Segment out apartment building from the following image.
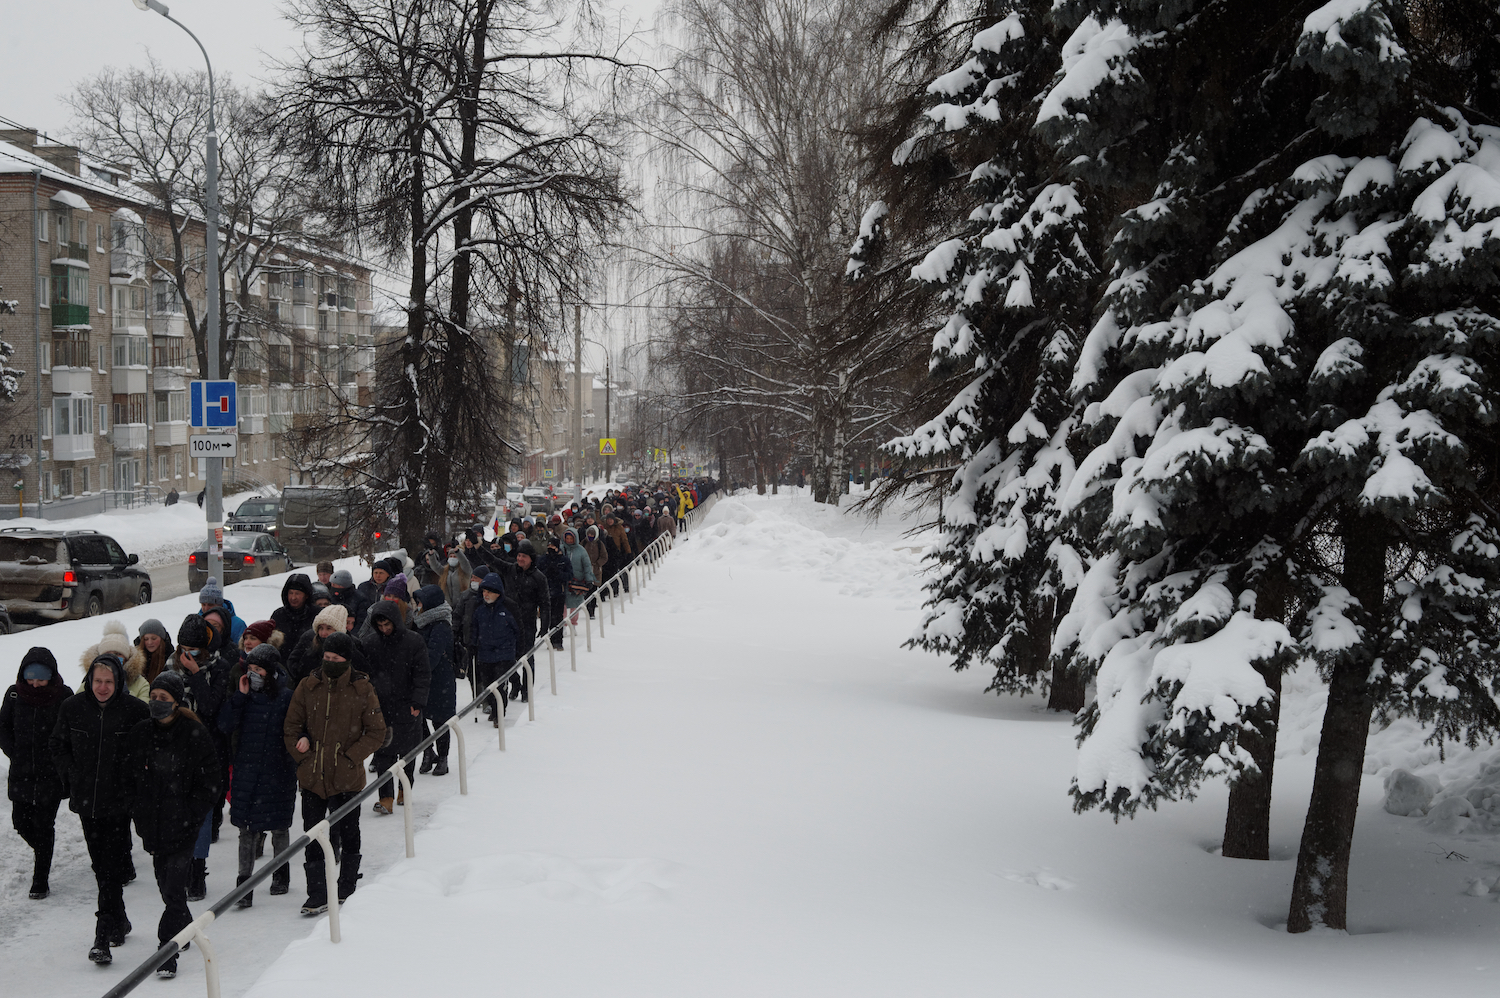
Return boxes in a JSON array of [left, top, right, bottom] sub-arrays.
[[0, 128, 376, 517]]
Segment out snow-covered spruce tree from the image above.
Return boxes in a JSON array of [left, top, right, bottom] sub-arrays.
[[882, 2, 1100, 711], [0, 290, 22, 406], [1032, 0, 1334, 859]]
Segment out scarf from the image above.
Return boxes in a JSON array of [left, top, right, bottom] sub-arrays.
[[413, 602, 453, 629]]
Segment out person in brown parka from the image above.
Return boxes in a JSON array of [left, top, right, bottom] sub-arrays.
[[282, 632, 385, 915]]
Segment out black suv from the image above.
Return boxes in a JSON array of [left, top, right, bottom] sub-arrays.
[[0, 528, 152, 623], [228, 495, 281, 534]]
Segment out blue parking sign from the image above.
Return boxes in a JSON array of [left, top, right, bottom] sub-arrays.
[[190, 381, 238, 429]]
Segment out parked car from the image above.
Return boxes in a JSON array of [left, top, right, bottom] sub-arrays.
[[188, 531, 295, 592], [521, 487, 555, 515], [0, 528, 151, 623], [227, 495, 281, 534], [277, 487, 399, 563]]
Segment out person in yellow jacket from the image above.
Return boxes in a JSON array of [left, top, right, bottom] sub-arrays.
[[674, 485, 694, 529]]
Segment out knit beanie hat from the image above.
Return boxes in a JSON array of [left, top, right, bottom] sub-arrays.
[[245, 620, 277, 644], [313, 604, 349, 633], [331, 569, 355, 589], [515, 539, 536, 558], [177, 614, 212, 649], [469, 562, 490, 579], [97, 620, 133, 660], [383, 573, 410, 600], [322, 632, 355, 661], [247, 643, 281, 669], [198, 576, 225, 606], [150, 671, 187, 704], [138, 618, 171, 643], [310, 582, 333, 603]]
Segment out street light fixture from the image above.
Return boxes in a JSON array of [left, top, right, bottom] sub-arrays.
[[130, 0, 225, 585]]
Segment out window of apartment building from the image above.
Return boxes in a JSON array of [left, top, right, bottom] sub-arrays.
[[40, 471, 51, 500], [97, 284, 108, 313], [269, 345, 291, 382], [98, 404, 108, 435], [159, 454, 170, 481], [36, 210, 47, 241], [152, 279, 182, 315], [174, 453, 183, 479], [114, 335, 148, 367], [52, 330, 89, 368], [112, 393, 147, 425], [37, 272, 48, 309], [271, 435, 283, 460], [40, 408, 51, 439], [100, 464, 109, 491], [112, 286, 145, 328], [152, 391, 186, 424], [152, 337, 185, 369], [57, 468, 72, 499], [96, 223, 106, 253], [54, 397, 93, 436], [98, 344, 108, 372], [79, 466, 89, 494], [75, 218, 88, 246], [38, 342, 50, 373]]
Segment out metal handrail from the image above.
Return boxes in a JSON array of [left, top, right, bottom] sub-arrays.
[[100, 488, 718, 998]]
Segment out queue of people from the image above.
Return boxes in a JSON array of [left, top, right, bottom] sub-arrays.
[[0, 477, 717, 977]]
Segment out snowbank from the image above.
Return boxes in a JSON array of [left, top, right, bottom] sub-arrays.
[[1, 491, 261, 570]]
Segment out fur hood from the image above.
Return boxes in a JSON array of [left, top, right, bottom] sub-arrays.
[[79, 620, 144, 685]]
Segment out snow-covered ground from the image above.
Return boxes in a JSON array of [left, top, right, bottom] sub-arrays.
[[2, 490, 1498, 996]]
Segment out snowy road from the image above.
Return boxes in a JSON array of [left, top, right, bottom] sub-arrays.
[[4, 492, 1498, 997]]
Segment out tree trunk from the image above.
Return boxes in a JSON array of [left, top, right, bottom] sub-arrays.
[[1047, 659, 1085, 712], [1222, 663, 1281, 860], [1287, 515, 1385, 932]]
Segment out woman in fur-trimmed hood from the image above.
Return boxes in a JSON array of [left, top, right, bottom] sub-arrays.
[[75, 620, 150, 701]]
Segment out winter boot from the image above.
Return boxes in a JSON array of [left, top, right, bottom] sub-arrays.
[[123, 856, 137, 885], [301, 862, 328, 916], [269, 863, 291, 896], [187, 859, 207, 902], [88, 918, 112, 965], [108, 914, 131, 947], [234, 874, 253, 909], [420, 749, 437, 775], [255, 831, 266, 859], [433, 757, 450, 777], [336, 853, 361, 903], [29, 843, 52, 899], [157, 955, 178, 979], [373, 797, 394, 816]]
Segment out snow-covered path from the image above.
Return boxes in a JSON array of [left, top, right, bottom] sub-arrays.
[[5, 492, 1498, 996]]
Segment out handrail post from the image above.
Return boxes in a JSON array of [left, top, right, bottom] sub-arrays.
[[628, 562, 635, 603], [492, 680, 506, 750], [586, 601, 594, 653], [597, 589, 606, 637], [548, 638, 557, 695], [305, 820, 341, 943], [609, 585, 616, 626], [389, 763, 415, 858], [445, 716, 468, 795], [168, 912, 220, 998], [569, 614, 578, 671], [526, 661, 535, 722]]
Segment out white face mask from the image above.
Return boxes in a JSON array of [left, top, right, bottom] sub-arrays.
[[447, 557, 459, 567], [470, 580, 481, 591]]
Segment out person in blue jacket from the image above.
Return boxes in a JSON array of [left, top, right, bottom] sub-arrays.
[[197, 577, 247, 647], [218, 643, 297, 907], [470, 574, 521, 726], [536, 538, 573, 652], [411, 585, 456, 776]]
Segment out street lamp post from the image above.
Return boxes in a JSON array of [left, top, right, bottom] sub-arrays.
[[131, 0, 224, 584]]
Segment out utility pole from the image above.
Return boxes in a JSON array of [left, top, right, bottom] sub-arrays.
[[572, 301, 583, 485], [604, 356, 611, 483]]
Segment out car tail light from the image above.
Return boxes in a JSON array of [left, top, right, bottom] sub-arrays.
[[373, 531, 382, 540], [189, 553, 197, 565], [63, 570, 76, 586], [244, 554, 255, 564]]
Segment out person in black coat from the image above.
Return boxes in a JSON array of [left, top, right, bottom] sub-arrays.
[[411, 585, 456, 776], [170, 613, 235, 898], [361, 600, 431, 813], [51, 654, 151, 964], [127, 672, 220, 980], [218, 644, 298, 907], [0, 647, 70, 899], [271, 573, 318, 653], [471, 573, 522, 725], [537, 538, 573, 652], [502, 541, 551, 700], [452, 561, 489, 693], [353, 557, 400, 630]]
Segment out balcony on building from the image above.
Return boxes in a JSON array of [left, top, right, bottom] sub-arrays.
[[239, 414, 266, 435], [53, 434, 96, 462], [111, 424, 148, 451], [157, 421, 189, 447], [50, 367, 93, 394]]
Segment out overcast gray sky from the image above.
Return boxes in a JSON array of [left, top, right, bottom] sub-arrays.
[[1, 0, 660, 138]]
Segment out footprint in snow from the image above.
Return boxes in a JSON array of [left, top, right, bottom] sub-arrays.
[[1003, 870, 1075, 891]]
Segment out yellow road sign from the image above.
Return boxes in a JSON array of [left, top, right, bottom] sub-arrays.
[[599, 438, 617, 456]]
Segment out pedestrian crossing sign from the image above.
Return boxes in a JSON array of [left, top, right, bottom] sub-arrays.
[[598, 438, 617, 456]]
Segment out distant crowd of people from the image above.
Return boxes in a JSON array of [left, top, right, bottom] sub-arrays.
[[0, 479, 716, 978]]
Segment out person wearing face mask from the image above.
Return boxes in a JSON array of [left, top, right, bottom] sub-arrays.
[[219, 644, 297, 907], [411, 585, 456, 776], [51, 655, 150, 964], [283, 632, 386, 915], [288, 604, 355, 687], [126, 672, 219, 979], [470, 573, 521, 726], [428, 541, 472, 608], [1, 648, 70, 900], [360, 601, 430, 814], [168, 614, 235, 900], [500, 540, 551, 702], [537, 537, 573, 651], [452, 562, 489, 700]]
